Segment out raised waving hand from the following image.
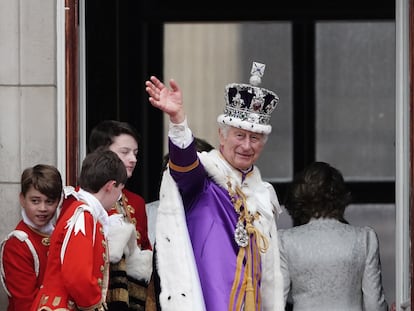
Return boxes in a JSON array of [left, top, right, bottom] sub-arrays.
[[145, 76, 185, 124]]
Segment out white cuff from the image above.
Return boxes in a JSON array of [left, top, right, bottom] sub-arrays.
[[169, 117, 193, 149]]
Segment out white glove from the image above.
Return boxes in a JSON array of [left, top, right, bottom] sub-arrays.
[[107, 214, 136, 263]]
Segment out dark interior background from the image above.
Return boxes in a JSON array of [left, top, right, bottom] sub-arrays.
[[84, 0, 395, 204], [83, 0, 397, 305]]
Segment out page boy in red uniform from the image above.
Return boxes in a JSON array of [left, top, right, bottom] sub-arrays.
[[1, 164, 63, 311], [31, 149, 127, 311], [58, 120, 153, 310]]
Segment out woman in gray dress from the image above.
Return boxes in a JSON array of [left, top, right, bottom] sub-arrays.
[[278, 161, 389, 311]]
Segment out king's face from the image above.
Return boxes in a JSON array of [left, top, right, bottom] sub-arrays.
[[219, 126, 265, 171]]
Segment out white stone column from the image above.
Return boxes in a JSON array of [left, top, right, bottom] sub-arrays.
[[164, 23, 242, 150]]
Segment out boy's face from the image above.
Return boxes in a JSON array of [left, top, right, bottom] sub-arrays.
[[109, 134, 138, 178], [20, 186, 59, 227], [102, 182, 125, 211]]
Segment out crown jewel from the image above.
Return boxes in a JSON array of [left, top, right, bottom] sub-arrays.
[[217, 62, 279, 134]]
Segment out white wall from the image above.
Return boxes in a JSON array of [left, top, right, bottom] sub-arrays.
[[0, 0, 58, 309]]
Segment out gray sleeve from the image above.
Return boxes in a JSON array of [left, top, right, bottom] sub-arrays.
[[277, 230, 290, 307], [362, 227, 389, 311]]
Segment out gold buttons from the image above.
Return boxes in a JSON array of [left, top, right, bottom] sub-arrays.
[[41, 237, 50, 246]]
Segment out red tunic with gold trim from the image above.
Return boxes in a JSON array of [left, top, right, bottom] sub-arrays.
[[1, 221, 51, 311], [31, 199, 109, 311], [57, 187, 153, 310], [59, 187, 151, 251], [110, 188, 151, 251]]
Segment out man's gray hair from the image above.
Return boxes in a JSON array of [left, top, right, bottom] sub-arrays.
[[218, 123, 268, 143]]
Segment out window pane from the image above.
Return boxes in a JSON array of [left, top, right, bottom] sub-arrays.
[[316, 22, 395, 181], [164, 22, 293, 182]]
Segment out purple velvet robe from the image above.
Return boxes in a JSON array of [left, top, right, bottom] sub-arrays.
[[169, 139, 256, 311]]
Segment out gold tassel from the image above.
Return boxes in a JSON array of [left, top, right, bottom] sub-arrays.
[[244, 218, 269, 311], [228, 184, 269, 311], [244, 240, 255, 311]]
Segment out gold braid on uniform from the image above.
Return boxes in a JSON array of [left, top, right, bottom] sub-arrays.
[[113, 194, 133, 223], [227, 182, 269, 311], [106, 258, 129, 310], [127, 276, 148, 311], [106, 196, 147, 310], [106, 259, 149, 311], [106, 196, 130, 310], [122, 194, 148, 311]]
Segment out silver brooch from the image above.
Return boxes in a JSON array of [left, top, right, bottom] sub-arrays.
[[234, 221, 249, 247]]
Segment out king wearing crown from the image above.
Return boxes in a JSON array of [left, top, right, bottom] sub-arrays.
[[218, 62, 279, 135], [145, 62, 284, 311]]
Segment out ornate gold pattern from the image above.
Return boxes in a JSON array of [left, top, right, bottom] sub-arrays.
[[41, 237, 50, 246], [128, 277, 148, 304], [227, 179, 268, 311], [106, 259, 128, 305], [111, 193, 142, 243], [113, 194, 133, 221], [127, 204, 135, 214]]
